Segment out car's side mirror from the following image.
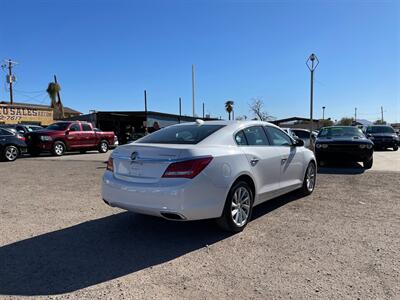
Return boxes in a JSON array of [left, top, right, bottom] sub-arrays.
[[294, 138, 304, 147]]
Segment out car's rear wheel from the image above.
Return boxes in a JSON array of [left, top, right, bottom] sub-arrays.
[[98, 140, 109, 153], [217, 181, 253, 233], [363, 158, 373, 169], [3, 145, 19, 162], [300, 161, 316, 195], [52, 141, 65, 156]]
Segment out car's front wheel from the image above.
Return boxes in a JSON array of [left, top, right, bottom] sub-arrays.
[[217, 181, 254, 233], [3, 145, 19, 162], [52, 141, 66, 156], [300, 161, 317, 195]]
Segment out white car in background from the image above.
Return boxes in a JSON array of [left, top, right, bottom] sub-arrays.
[[282, 128, 317, 148], [102, 120, 316, 232]]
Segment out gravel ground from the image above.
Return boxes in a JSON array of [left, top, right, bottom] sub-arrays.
[[0, 155, 399, 299]]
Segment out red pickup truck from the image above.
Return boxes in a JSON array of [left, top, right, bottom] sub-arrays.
[[25, 121, 117, 156]]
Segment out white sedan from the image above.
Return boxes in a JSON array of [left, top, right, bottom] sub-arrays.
[[102, 120, 316, 232]]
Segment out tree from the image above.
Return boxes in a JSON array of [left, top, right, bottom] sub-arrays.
[[319, 118, 334, 127], [337, 117, 354, 126], [224, 100, 234, 120], [374, 119, 386, 125], [249, 98, 272, 121], [47, 82, 64, 119]]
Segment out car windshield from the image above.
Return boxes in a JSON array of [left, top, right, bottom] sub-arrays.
[[318, 127, 365, 138], [366, 126, 395, 134], [136, 124, 225, 144], [46, 122, 70, 131]]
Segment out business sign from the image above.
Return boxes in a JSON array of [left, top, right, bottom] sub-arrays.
[[0, 104, 54, 125]]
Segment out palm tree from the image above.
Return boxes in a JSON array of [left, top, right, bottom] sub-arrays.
[[225, 100, 234, 120], [47, 82, 64, 119]]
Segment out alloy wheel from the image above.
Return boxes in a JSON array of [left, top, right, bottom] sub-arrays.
[[5, 146, 18, 161], [101, 142, 108, 152], [231, 186, 251, 227], [306, 163, 316, 192], [55, 144, 64, 155]]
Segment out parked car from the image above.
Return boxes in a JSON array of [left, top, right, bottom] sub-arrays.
[[102, 120, 316, 232], [282, 128, 316, 148], [94, 128, 119, 148], [315, 126, 374, 169], [25, 121, 116, 156], [0, 128, 27, 161], [365, 125, 399, 151], [0, 124, 43, 134]]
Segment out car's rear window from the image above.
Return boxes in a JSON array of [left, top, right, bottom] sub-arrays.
[[137, 124, 225, 144]]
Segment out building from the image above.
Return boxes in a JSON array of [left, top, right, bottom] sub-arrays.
[[0, 101, 81, 126], [66, 110, 217, 144]]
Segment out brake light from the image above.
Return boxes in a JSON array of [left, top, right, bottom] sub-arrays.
[[162, 157, 213, 179], [106, 157, 114, 172], [17, 134, 25, 141]]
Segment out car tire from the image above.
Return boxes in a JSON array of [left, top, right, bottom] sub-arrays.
[[393, 146, 398, 151], [217, 181, 254, 233], [98, 140, 109, 153], [52, 141, 66, 156], [363, 158, 373, 169], [299, 161, 317, 196], [3, 145, 19, 162]]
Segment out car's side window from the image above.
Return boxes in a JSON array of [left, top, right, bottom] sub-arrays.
[[69, 124, 81, 132], [293, 130, 309, 139], [82, 124, 92, 131], [265, 126, 293, 146], [243, 126, 270, 146], [235, 130, 248, 146]]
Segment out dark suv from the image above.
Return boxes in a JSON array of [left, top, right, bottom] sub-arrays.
[[366, 125, 399, 151]]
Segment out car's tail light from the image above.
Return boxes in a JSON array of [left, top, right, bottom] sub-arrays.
[[162, 156, 213, 179], [16, 134, 25, 141], [106, 156, 114, 172]]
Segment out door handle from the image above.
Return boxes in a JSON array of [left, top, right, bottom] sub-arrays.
[[250, 158, 259, 166], [281, 158, 288, 164]]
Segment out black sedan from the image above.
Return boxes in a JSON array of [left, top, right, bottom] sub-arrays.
[[365, 125, 399, 151], [315, 126, 374, 169], [0, 128, 27, 161]]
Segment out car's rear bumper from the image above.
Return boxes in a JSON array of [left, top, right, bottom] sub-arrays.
[[101, 171, 227, 221]]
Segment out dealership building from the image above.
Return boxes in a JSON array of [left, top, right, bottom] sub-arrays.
[[0, 101, 81, 126]]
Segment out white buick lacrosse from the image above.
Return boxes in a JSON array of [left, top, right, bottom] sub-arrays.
[[102, 120, 316, 232]]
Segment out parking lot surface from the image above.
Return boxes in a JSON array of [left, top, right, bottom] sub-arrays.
[[1, 151, 399, 299]]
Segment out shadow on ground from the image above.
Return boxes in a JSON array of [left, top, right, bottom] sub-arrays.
[[0, 191, 303, 296], [317, 161, 366, 175]]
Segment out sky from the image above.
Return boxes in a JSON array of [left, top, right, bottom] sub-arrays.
[[0, 0, 399, 123]]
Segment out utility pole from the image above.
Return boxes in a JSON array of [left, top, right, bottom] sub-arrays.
[[144, 90, 148, 133], [306, 53, 319, 146], [202, 102, 205, 119], [354, 107, 357, 122], [381, 106, 384, 123], [322, 106, 326, 120], [179, 97, 182, 123], [192, 64, 195, 117], [3, 59, 17, 104]]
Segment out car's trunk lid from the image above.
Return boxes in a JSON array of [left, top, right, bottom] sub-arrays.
[[112, 144, 185, 183]]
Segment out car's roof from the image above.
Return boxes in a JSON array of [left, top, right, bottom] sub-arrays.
[[175, 120, 279, 130]]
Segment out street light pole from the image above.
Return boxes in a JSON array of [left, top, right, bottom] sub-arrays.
[[306, 53, 319, 147]]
